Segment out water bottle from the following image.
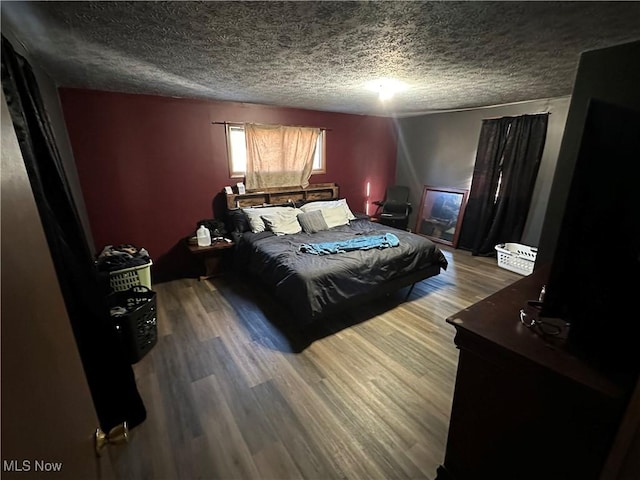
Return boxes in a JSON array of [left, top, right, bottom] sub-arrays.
[[196, 225, 211, 247]]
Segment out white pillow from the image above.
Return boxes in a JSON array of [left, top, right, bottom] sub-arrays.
[[300, 199, 356, 220], [260, 209, 303, 235], [242, 206, 294, 233], [321, 205, 349, 229]]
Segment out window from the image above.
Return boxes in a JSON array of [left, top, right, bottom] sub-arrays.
[[226, 124, 326, 178]]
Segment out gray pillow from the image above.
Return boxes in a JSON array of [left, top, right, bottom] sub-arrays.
[[297, 210, 328, 234]]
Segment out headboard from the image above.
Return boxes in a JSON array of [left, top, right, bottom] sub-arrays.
[[225, 183, 339, 209]]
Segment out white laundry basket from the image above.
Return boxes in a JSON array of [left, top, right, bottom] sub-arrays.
[[494, 243, 537, 276], [109, 260, 153, 292]]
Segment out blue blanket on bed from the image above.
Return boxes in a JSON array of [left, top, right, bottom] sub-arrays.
[[299, 233, 400, 255]]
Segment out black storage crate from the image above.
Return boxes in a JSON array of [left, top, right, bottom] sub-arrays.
[[107, 285, 158, 363]]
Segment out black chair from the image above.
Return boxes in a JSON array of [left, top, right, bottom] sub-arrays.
[[373, 185, 412, 230]]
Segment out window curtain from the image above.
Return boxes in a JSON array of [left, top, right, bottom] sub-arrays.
[[245, 123, 320, 190], [458, 113, 549, 255], [1, 36, 146, 431]]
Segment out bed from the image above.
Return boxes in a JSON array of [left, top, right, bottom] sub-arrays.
[[226, 187, 448, 323]]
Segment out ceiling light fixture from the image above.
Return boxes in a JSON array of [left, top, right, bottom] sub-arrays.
[[365, 78, 407, 102]]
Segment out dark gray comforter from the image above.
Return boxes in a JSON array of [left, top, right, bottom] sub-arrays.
[[236, 219, 448, 321]]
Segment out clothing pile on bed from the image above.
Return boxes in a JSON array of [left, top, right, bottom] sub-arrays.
[[299, 232, 400, 255]]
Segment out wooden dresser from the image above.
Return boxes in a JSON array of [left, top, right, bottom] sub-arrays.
[[436, 268, 635, 480]]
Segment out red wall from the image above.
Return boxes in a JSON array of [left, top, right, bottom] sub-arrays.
[[59, 89, 398, 281]]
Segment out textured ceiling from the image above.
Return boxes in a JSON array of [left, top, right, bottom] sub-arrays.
[[2, 1, 640, 116]]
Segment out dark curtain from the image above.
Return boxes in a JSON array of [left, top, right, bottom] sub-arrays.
[[457, 118, 512, 251], [458, 113, 548, 255], [1, 36, 146, 431]]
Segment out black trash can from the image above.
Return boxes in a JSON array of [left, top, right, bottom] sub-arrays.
[[107, 285, 158, 363]]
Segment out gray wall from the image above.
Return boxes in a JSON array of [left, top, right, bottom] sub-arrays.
[[395, 97, 570, 247]]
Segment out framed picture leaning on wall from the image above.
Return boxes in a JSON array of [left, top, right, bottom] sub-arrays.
[[416, 186, 469, 247]]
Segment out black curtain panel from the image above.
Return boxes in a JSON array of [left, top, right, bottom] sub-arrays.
[[1, 36, 146, 431], [459, 113, 548, 255], [457, 117, 512, 251], [477, 114, 549, 253]]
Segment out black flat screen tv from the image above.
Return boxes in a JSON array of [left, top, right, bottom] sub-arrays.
[[540, 98, 640, 374]]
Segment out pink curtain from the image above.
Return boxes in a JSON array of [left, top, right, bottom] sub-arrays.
[[245, 123, 320, 189]]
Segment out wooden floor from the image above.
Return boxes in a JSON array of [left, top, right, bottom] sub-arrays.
[[109, 246, 521, 479]]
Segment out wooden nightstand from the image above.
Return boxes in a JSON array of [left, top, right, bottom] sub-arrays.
[[185, 238, 235, 280]]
